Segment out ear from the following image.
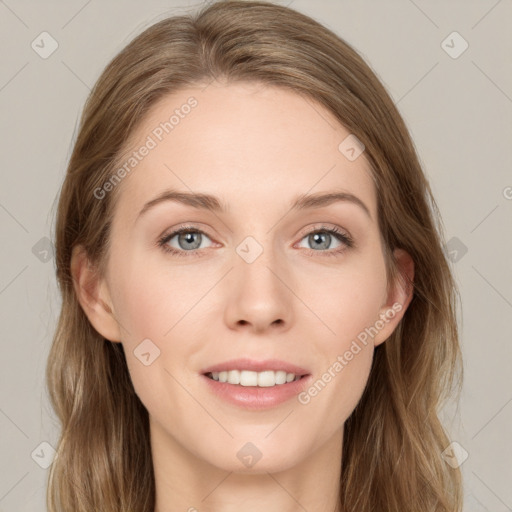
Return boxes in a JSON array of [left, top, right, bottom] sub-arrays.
[[373, 248, 414, 347], [70, 245, 122, 343]]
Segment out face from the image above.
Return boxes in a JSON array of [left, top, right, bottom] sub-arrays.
[[81, 81, 412, 474]]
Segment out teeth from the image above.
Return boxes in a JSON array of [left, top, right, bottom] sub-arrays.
[[209, 370, 301, 387]]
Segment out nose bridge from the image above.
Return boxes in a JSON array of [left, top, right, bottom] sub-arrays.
[[224, 233, 293, 331]]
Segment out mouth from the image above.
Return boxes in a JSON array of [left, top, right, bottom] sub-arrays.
[[201, 368, 313, 410], [203, 370, 309, 387]]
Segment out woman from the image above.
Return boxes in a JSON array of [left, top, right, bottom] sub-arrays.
[[46, 1, 464, 510]]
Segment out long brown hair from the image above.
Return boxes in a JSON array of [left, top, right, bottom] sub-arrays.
[[46, 1, 464, 510]]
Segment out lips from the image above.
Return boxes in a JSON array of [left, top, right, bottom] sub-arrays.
[[201, 371, 313, 410], [200, 358, 310, 376]]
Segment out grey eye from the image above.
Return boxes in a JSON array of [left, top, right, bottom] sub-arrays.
[[166, 231, 212, 251], [297, 231, 342, 251]]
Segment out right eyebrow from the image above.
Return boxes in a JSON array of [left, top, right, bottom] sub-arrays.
[[137, 189, 226, 220]]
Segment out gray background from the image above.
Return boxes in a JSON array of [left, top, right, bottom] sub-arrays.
[[1, 0, 511, 510]]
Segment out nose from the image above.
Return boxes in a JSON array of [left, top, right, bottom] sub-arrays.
[[223, 246, 294, 334]]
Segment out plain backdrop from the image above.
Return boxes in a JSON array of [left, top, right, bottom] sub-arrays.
[[0, 1, 511, 510]]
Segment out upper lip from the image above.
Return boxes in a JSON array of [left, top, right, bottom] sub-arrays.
[[201, 358, 310, 376]]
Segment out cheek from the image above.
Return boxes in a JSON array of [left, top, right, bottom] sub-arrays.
[[296, 250, 386, 419], [309, 254, 388, 342], [108, 254, 209, 390], [110, 253, 202, 342], [297, 281, 380, 433], [111, 263, 199, 419], [299, 344, 374, 418]]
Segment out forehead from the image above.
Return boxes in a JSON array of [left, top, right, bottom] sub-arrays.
[[112, 81, 377, 221]]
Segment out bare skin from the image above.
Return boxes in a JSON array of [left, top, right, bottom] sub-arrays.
[[72, 80, 414, 512]]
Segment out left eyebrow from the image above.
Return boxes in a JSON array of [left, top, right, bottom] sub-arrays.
[[291, 191, 372, 220], [135, 188, 372, 222]]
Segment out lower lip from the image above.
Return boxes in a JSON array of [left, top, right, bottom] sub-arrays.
[[201, 374, 312, 410]]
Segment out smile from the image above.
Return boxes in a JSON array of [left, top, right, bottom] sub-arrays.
[[206, 369, 305, 387]]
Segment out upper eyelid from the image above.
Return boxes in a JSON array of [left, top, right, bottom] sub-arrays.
[[161, 224, 352, 246], [161, 223, 348, 236]]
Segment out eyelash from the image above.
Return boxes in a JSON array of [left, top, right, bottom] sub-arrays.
[[157, 224, 354, 258]]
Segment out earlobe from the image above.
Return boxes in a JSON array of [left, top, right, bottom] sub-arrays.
[[373, 248, 415, 347], [70, 245, 122, 343]]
